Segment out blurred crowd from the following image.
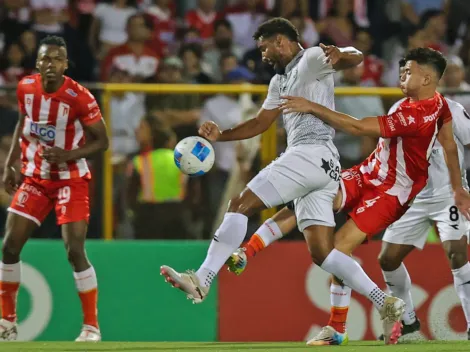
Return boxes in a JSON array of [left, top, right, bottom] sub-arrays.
[[1, 0, 470, 240]]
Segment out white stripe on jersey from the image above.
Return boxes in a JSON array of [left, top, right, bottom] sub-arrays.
[[23, 94, 35, 177], [56, 102, 71, 179], [73, 119, 89, 177], [386, 137, 413, 204], [39, 96, 51, 179]]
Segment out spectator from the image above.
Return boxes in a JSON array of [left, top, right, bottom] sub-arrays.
[[401, 0, 449, 26], [287, 11, 319, 48], [146, 56, 201, 141], [382, 27, 425, 87], [0, 43, 32, 84], [126, 117, 190, 239], [0, 0, 31, 49], [225, 0, 267, 51], [179, 43, 212, 84], [199, 66, 255, 234], [334, 62, 385, 167], [185, 0, 220, 40], [100, 14, 159, 82], [353, 28, 383, 86], [144, 0, 177, 55], [420, 10, 448, 54], [30, 0, 69, 38], [203, 19, 244, 81], [443, 56, 470, 113], [108, 64, 145, 159], [316, 0, 357, 47], [88, 0, 138, 61], [19, 31, 38, 70], [220, 52, 239, 81]]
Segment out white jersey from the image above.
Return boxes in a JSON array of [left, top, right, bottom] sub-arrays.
[[262, 47, 338, 157], [388, 97, 470, 201]]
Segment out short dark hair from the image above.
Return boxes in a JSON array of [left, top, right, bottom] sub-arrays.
[[39, 35, 67, 49], [214, 18, 232, 32], [219, 51, 237, 64], [420, 9, 443, 29], [179, 43, 203, 60], [399, 58, 406, 68], [403, 47, 447, 78], [253, 17, 300, 42]]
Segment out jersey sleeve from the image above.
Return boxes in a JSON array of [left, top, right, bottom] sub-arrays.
[[261, 75, 281, 110], [77, 89, 103, 126], [377, 106, 418, 138], [304, 46, 335, 78], [450, 102, 470, 146], [16, 83, 26, 115]]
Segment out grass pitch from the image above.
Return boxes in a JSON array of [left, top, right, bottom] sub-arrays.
[[0, 341, 469, 352]]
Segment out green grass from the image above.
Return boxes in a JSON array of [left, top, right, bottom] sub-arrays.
[[0, 341, 469, 352]]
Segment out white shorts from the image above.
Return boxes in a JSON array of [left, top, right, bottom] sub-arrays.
[[383, 197, 470, 249], [247, 144, 340, 230]]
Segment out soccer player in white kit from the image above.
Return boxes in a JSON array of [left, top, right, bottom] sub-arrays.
[[160, 18, 364, 301]]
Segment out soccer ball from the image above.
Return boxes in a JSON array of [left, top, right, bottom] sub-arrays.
[[174, 136, 215, 176]]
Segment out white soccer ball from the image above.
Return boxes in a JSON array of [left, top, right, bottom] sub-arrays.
[[174, 136, 215, 176]]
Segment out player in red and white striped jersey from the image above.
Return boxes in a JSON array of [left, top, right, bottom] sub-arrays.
[[0, 36, 108, 342]]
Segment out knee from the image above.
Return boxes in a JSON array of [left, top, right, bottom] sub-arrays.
[[227, 195, 253, 216], [65, 243, 86, 264], [378, 252, 402, 272], [447, 250, 467, 269], [307, 242, 330, 266], [2, 236, 22, 261]]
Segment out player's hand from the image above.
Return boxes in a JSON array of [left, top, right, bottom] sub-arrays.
[[2, 166, 19, 195], [320, 43, 342, 65], [41, 146, 71, 164], [454, 187, 470, 220], [199, 121, 221, 142], [279, 96, 315, 114]]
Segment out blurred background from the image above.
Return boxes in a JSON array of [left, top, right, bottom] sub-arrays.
[[1, 0, 470, 343]]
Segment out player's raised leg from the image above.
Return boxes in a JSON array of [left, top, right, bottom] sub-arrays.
[[226, 205, 295, 275], [0, 213, 38, 340], [313, 219, 405, 345], [62, 220, 100, 342], [442, 236, 470, 339]]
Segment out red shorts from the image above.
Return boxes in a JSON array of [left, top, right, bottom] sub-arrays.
[[339, 166, 408, 237], [8, 177, 90, 226]]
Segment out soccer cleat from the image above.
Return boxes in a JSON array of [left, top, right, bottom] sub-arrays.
[[160, 265, 209, 304], [226, 248, 247, 275], [379, 296, 406, 345], [306, 326, 349, 346], [378, 317, 421, 340], [75, 324, 101, 342], [0, 319, 17, 341]]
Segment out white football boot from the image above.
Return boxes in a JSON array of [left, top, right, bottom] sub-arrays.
[[0, 319, 17, 341], [160, 265, 209, 304], [75, 324, 101, 342], [379, 296, 405, 345]]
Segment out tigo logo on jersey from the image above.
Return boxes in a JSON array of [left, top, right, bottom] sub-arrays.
[[30, 122, 56, 142]]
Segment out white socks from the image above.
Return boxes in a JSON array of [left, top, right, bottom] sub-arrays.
[[73, 266, 98, 293], [452, 262, 470, 330], [321, 249, 385, 309], [0, 262, 21, 283], [196, 213, 248, 287], [382, 263, 416, 325], [254, 218, 283, 247], [331, 283, 352, 308]]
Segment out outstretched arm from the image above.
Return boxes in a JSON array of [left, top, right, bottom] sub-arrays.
[[280, 96, 381, 137], [199, 108, 281, 142]]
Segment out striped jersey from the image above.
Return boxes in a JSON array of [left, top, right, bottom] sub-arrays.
[[360, 92, 452, 205], [262, 47, 338, 156], [16, 74, 103, 180], [389, 97, 470, 201]]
